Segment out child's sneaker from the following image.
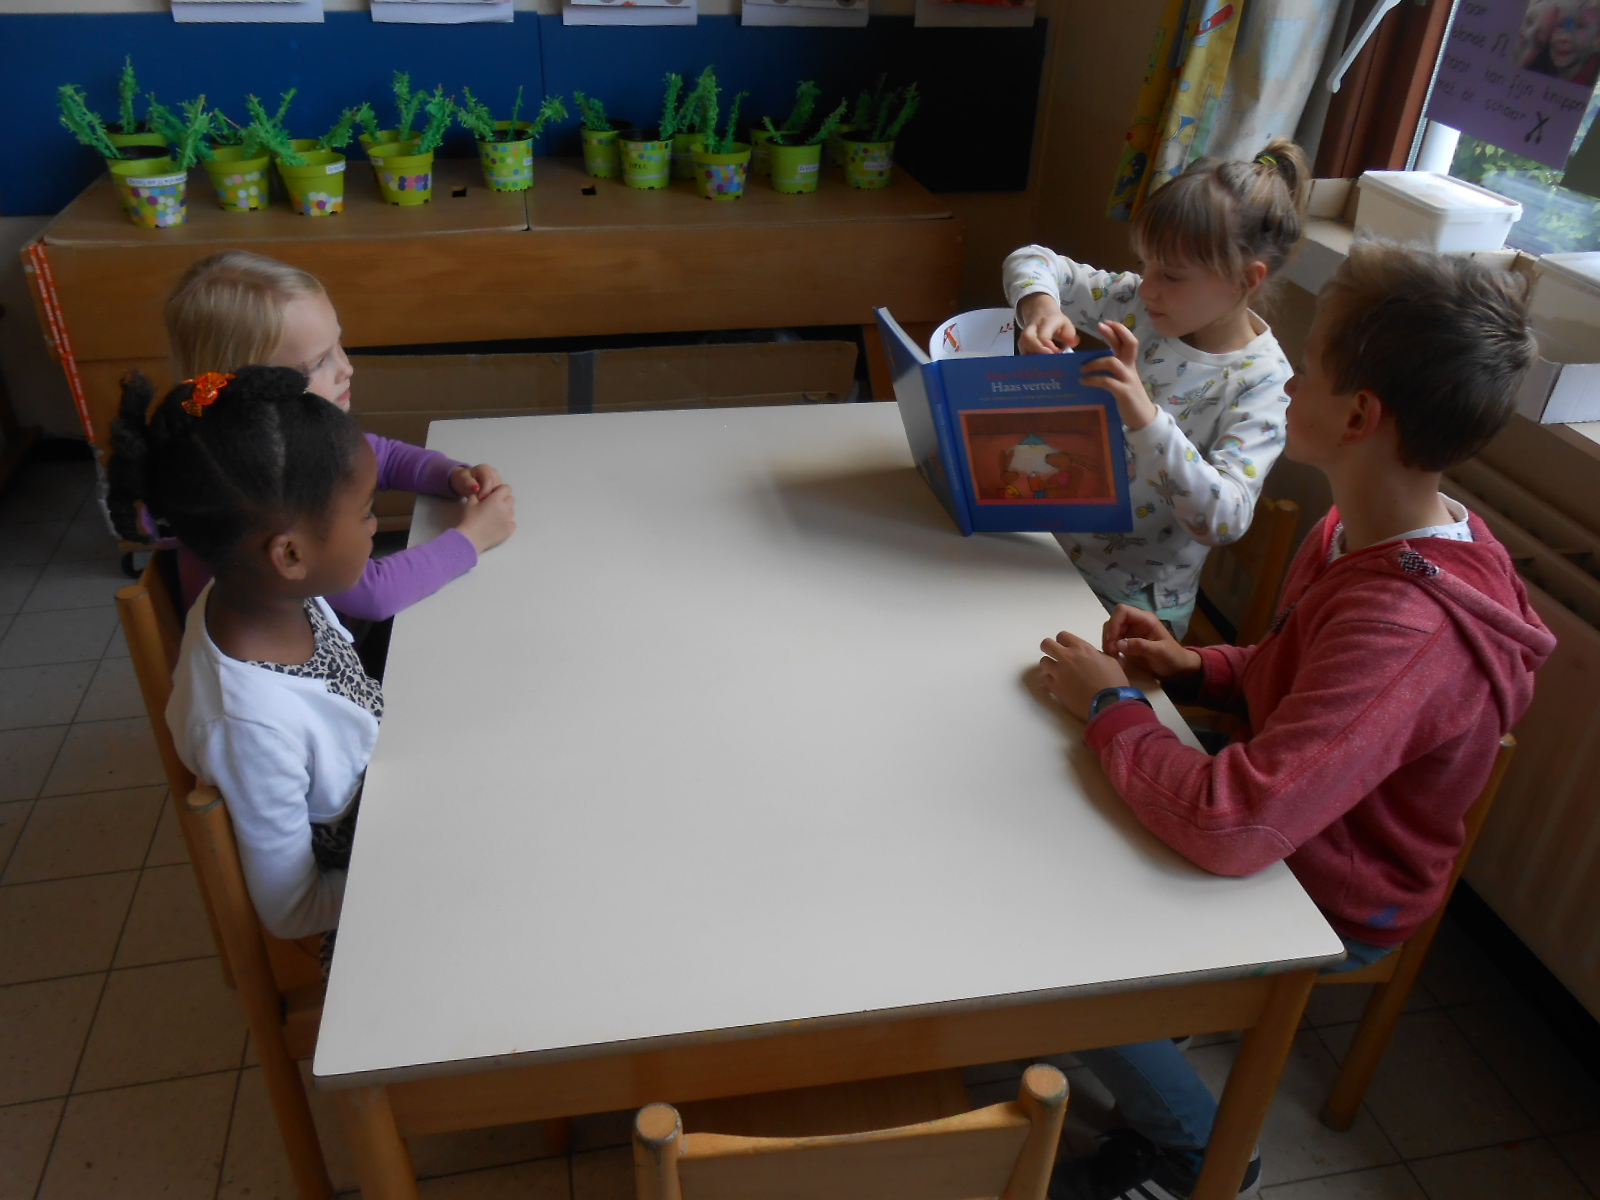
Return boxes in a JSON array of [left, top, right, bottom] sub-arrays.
[[1049, 1128, 1261, 1200]]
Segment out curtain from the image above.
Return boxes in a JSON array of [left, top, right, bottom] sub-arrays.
[[1205, 0, 1343, 163], [1107, 0, 1244, 220]]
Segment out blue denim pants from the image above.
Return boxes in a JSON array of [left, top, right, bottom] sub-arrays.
[[1074, 936, 1393, 1175]]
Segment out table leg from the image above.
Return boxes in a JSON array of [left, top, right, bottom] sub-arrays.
[[339, 1086, 419, 1200], [1190, 969, 1316, 1200]]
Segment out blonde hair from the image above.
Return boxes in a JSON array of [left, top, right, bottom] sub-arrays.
[[1132, 138, 1310, 293], [165, 251, 327, 380]]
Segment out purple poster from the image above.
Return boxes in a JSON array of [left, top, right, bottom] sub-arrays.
[[1426, 0, 1597, 169]]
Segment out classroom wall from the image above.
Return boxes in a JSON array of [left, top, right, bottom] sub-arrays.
[[0, 0, 1162, 439]]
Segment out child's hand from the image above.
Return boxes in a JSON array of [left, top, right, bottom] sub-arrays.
[[1103, 605, 1203, 681], [1017, 294, 1079, 355], [1081, 321, 1159, 432], [457, 483, 516, 555], [450, 463, 505, 497], [1038, 630, 1130, 720]]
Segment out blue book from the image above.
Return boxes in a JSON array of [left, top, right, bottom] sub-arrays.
[[875, 307, 1134, 536]]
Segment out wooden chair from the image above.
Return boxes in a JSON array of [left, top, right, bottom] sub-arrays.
[[632, 1063, 1068, 1200], [1315, 735, 1517, 1130], [1186, 496, 1301, 649], [118, 557, 333, 1200]]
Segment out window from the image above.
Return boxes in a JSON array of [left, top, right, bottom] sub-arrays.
[[1440, 88, 1600, 254]]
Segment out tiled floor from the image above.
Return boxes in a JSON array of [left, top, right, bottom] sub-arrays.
[[1, 456, 1597, 1200]]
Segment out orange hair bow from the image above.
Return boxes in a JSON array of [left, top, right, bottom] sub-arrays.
[[182, 371, 235, 417]]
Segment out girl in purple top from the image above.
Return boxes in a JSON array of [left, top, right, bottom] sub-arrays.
[[163, 251, 516, 618]]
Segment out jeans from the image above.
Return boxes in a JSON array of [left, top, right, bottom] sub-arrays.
[[1073, 936, 1394, 1176]]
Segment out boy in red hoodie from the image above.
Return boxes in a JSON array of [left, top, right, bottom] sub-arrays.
[[1037, 242, 1556, 1200]]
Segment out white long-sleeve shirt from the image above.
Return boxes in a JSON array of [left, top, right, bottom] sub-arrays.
[[1003, 245, 1290, 611], [167, 585, 380, 939]]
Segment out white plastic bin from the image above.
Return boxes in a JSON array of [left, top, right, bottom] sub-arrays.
[[930, 308, 1018, 359], [1529, 253, 1600, 364], [1353, 171, 1522, 253]]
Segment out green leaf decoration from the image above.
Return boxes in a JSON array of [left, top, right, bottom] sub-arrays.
[[678, 67, 715, 135], [353, 101, 380, 141], [57, 85, 118, 159], [710, 90, 745, 155], [510, 85, 524, 130], [394, 71, 426, 137], [883, 83, 919, 141], [117, 56, 140, 134], [209, 109, 244, 148], [526, 94, 568, 140], [780, 81, 819, 136], [172, 96, 212, 170], [457, 86, 499, 141], [806, 99, 848, 148], [415, 87, 455, 154], [573, 91, 611, 133], [145, 95, 185, 146], [658, 72, 684, 141], [318, 106, 361, 151]]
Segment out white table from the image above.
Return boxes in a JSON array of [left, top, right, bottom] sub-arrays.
[[314, 402, 1343, 1200]]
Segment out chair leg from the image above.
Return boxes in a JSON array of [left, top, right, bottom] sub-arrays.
[[259, 1026, 334, 1200], [1320, 948, 1428, 1130]]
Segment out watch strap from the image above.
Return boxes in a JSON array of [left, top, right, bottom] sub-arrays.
[[1090, 685, 1152, 719]]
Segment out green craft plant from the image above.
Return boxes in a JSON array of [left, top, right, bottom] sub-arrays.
[[116, 56, 143, 134], [353, 101, 382, 142], [850, 74, 888, 129], [391, 71, 428, 138], [243, 91, 299, 162], [865, 82, 919, 142], [677, 67, 716, 139], [57, 84, 119, 158], [459, 86, 568, 142], [572, 91, 614, 133], [763, 91, 847, 147], [656, 73, 685, 140], [773, 81, 819, 141], [147, 94, 216, 162], [413, 87, 456, 154], [694, 71, 747, 155], [318, 106, 362, 152]]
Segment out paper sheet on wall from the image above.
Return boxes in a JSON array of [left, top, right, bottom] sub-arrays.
[[563, 0, 697, 25], [372, 0, 513, 22], [741, 0, 867, 28], [172, 0, 324, 21], [1423, 0, 1595, 170], [913, 0, 1033, 27]]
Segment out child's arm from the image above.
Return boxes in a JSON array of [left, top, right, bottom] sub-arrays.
[[192, 717, 346, 939], [1080, 610, 1462, 877], [1127, 346, 1288, 547], [1003, 245, 1141, 354], [327, 485, 516, 622], [367, 434, 502, 500]]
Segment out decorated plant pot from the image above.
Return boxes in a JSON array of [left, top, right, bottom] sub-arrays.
[[580, 126, 625, 179], [826, 123, 858, 169], [202, 144, 271, 212], [107, 150, 172, 214], [371, 142, 434, 205], [270, 139, 323, 202], [358, 129, 402, 154], [620, 129, 671, 190], [278, 150, 346, 216], [769, 141, 822, 195], [477, 120, 536, 192], [691, 143, 751, 201], [110, 157, 188, 228], [843, 135, 894, 190], [671, 130, 705, 181], [749, 127, 776, 177]]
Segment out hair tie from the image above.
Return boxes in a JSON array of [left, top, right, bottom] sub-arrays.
[[1254, 151, 1280, 168], [182, 372, 234, 418]]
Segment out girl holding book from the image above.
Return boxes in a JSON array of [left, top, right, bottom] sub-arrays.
[[1003, 139, 1309, 636]]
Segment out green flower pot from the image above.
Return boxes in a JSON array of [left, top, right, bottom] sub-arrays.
[[359, 129, 402, 154], [108, 129, 165, 151], [749, 127, 776, 177], [202, 145, 271, 212], [110, 157, 188, 228], [278, 150, 347, 216], [671, 130, 706, 181], [691, 143, 751, 201], [478, 121, 535, 192], [580, 126, 624, 179], [844, 136, 894, 190], [108, 150, 173, 214], [620, 131, 671, 190], [826, 123, 858, 169], [769, 141, 823, 194], [371, 143, 434, 205]]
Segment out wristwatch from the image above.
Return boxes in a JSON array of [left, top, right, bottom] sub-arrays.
[[1089, 686, 1153, 719]]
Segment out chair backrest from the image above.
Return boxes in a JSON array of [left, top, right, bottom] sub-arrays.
[[1190, 496, 1301, 647], [632, 1064, 1068, 1200]]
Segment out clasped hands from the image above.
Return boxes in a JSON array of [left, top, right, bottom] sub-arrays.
[[1038, 604, 1204, 720]]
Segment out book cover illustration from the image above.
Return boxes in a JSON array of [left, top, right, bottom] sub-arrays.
[[876, 307, 1133, 536]]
